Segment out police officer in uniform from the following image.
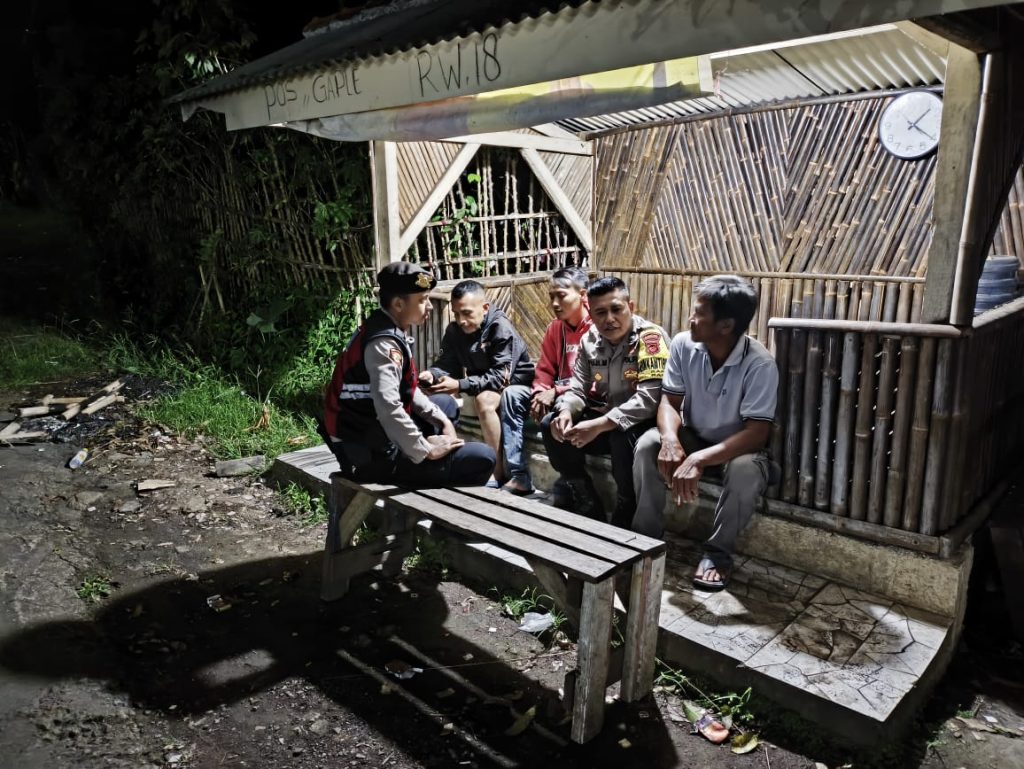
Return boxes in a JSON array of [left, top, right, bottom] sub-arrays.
[[323, 262, 496, 486], [541, 276, 669, 527]]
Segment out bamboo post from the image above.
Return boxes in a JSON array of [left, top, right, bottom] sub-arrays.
[[939, 338, 970, 531], [884, 336, 919, 529], [782, 330, 807, 503], [920, 338, 955, 536], [814, 331, 841, 510], [798, 329, 823, 506], [849, 334, 879, 521], [901, 337, 937, 532], [867, 336, 898, 524], [770, 327, 791, 494], [830, 332, 860, 517]]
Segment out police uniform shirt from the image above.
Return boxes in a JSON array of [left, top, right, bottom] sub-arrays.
[[365, 325, 447, 464], [557, 314, 670, 429], [662, 331, 778, 445]]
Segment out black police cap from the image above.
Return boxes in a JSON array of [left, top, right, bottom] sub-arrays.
[[377, 261, 437, 294]]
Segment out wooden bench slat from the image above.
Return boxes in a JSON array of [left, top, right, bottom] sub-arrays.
[[455, 486, 665, 555], [388, 491, 619, 581], [417, 488, 641, 566]]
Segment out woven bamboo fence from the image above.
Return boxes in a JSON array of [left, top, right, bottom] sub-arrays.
[[406, 146, 587, 282]]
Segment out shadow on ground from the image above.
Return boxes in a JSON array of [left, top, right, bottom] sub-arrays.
[[0, 552, 679, 768]]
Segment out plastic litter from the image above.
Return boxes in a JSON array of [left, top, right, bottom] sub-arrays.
[[517, 612, 555, 633], [68, 448, 89, 469]]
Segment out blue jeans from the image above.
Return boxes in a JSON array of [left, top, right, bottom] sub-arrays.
[[499, 384, 533, 485]]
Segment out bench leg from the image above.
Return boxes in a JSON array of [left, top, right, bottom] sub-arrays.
[[380, 506, 418, 578], [321, 488, 379, 602], [571, 576, 615, 743], [526, 559, 582, 635], [619, 553, 665, 702]]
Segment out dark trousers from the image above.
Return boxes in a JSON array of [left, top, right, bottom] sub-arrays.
[[327, 394, 495, 487], [540, 410, 654, 526]]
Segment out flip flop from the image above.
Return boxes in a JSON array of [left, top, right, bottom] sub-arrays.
[[682, 700, 731, 744], [692, 556, 729, 592], [500, 479, 535, 497]]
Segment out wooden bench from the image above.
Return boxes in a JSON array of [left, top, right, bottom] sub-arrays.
[[321, 476, 666, 743]]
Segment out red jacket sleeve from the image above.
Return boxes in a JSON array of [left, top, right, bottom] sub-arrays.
[[531, 320, 561, 393]]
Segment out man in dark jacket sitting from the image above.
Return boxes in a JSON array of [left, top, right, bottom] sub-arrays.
[[420, 280, 535, 482]]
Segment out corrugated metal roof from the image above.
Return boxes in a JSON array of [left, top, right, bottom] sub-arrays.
[[169, 0, 590, 105], [557, 25, 946, 135]]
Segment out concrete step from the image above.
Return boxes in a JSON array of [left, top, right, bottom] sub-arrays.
[[269, 444, 954, 743]]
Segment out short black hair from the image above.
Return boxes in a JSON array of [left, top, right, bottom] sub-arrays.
[[451, 279, 486, 301], [586, 276, 629, 300], [694, 275, 758, 336], [551, 267, 589, 292], [379, 289, 403, 309]]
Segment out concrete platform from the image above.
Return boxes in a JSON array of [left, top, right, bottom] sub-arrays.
[[269, 444, 956, 743]]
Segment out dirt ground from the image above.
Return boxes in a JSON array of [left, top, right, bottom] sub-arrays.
[[1, 375, 1022, 769]]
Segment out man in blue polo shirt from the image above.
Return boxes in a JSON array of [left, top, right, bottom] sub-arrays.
[[632, 275, 778, 592]]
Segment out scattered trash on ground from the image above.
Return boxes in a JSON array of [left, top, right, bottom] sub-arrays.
[[137, 479, 177, 492], [67, 448, 89, 469], [517, 612, 555, 634], [683, 699, 730, 744], [384, 660, 423, 680], [731, 731, 759, 754], [206, 594, 232, 612], [503, 705, 536, 736]]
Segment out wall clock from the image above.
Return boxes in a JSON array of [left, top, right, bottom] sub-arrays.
[[878, 90, 943, 160]]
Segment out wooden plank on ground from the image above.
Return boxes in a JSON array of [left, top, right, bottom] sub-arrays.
[[388, 491, 617, 581], [418, 488, 640, 565], [455, 486, 665, 554]]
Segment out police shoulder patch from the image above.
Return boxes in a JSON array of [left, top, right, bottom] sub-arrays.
[[636, 328, 668, 382], [386, 346, 404, 367]]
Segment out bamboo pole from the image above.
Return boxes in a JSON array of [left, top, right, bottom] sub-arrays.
[[867, 336, 899, 524], [939, 339, 970, 530], [884, 336, 919, 529], [830, 333, 861, 517], [920, 338, 955, 536], [849, 334, 879, 521], [798, 329, 823, 507], [782, 329, 806, 503], [814, 331, 841, 510], [902, 337, 937, 532], [770, 327, 791, 493]]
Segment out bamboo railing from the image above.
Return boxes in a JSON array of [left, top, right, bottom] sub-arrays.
[[767, 300, 1024, 543]]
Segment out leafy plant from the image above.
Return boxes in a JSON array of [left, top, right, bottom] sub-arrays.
[[278, 482, 328, 526], [77, 575, 114, 603], [404, 536, 449, 577]]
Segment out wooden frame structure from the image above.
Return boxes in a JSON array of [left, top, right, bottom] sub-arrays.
[[376, 11, 1024, 553]]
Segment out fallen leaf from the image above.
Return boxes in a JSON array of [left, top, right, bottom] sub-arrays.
[[504, 705, 536, 736], [618, 738, 632, 748], [731, 732, 759, 754]]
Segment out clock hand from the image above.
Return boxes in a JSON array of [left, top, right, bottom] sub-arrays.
[[911, 124, 936, 141], [908, 108, 931, 130]]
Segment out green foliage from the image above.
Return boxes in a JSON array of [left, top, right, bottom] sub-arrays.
[[279, 482, 329, 526], [404, 537, 450, 577], [0, 318, 99, 388], [77, 575, 114, 604]]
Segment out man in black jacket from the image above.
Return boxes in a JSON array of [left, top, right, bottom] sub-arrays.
[[420, 280, 535, 481]]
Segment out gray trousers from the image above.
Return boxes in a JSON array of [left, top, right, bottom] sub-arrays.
[[631, 425, 771, 571]]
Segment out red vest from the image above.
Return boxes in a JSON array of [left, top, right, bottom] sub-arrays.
[[324, 309, 418, 447]]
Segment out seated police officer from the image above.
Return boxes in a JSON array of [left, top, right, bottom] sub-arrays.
[[322, 262, 496, 486]]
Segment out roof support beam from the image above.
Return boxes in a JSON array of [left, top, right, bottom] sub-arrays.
[[921, 22, 1024, 323], [441, 132, 592, 156], [370, 140, 401, 267], [519, 148, 593, 253]]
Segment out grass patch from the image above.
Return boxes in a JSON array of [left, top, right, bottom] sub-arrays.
[[140, 377, 316, 460], [404, 536, 450, 577], [279, 482, 329, 527], [76, 575, 114, 603], [107, 333, 318, 461], [0, 318, 99, 388]]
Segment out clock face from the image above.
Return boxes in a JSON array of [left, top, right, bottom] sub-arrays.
[[879, 91, 943, 160]]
